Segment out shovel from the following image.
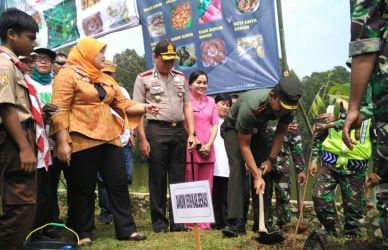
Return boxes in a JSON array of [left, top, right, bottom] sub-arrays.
[[255, 191, 285, 244]]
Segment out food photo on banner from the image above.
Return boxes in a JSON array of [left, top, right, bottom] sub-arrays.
[[137, 0, 281, 94], [0, 0, 139, 49]]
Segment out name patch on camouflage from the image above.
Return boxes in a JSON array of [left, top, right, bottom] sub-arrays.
[[0, 75, 8, 90]]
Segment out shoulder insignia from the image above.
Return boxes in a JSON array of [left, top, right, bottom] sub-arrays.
[[0, 75, 9, 86], [139, 70, 153, 77], [253, 102, 267, 116], [171, 69, 185, 76]]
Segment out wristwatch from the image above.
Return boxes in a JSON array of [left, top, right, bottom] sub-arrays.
[[268, 156, 277, 165], [340, 112, 347, 120]]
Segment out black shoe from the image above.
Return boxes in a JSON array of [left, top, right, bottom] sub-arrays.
[[222, 220, 246, 237], [170, 224, 187, 232], [99, 213, 112, 224], [117, 233, 147, 241], [318, 227, 337, 237], [344, 228, 367, 238], [154, 228, 168, 233], [252, 224, 259, 233], [170, 227, 189, 232]]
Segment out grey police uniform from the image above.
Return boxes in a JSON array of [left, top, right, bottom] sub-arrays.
[[133, 67, 189, 232]]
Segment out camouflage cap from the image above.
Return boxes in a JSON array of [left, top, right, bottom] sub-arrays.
[[154, 40, 178, 61], [275, 76, 302, 110], [102, 59, 116, 73]]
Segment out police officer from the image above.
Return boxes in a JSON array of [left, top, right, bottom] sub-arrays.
[[0, 8, 40, 250], [133, 40, 196, 233], [221, 76, 302, 237]]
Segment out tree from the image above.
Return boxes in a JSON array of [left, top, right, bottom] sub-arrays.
[[114, 49, 146, 96], [300, 66, 350, 117], [294, 66, 350, 158]]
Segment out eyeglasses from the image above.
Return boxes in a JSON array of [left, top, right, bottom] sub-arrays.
[[55, 60, 66, 66], [35, 56, 53, 63]]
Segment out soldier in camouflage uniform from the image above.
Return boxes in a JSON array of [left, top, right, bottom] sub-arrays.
[[343, 0, 388, 246], [312, 99, 373, 237], [264, 120, 306, 227]]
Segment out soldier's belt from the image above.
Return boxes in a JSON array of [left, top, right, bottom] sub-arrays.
[[147, 119, 183, 128]]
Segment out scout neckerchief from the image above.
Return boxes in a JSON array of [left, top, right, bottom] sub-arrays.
[[0, 49, 50, 170]]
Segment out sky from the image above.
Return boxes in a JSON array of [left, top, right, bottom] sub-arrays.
[[100, 0, 350, 78]]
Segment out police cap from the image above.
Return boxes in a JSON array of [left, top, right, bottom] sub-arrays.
[[154, 40, 178, 61]]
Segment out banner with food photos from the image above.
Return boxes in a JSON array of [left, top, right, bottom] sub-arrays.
[[136, 0, 281, 94], [1, 0, 139, 49]]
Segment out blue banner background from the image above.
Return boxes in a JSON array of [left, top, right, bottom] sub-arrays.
[[137, 0, 280, 94]]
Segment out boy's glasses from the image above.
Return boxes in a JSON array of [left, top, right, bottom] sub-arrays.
[[35, 56, 53, 63]]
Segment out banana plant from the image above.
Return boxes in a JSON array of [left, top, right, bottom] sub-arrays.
[[307, 74, 350, 121]]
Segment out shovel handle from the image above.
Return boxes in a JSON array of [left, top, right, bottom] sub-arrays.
[[258, 192, 268, 233]]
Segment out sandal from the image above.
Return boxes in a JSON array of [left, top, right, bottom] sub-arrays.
[[128, 232, 147, 241], [79, 238, 92, 247]]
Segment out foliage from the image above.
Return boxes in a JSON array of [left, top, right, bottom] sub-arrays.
[[300, 66, 350, 120], [114, 49, 146, 95], [112, 49, 147, 162], [294, 66, 350, 157]]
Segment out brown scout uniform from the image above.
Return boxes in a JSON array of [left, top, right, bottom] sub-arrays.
[[0, 46, 37, 250], [133, 68, 189, 232]]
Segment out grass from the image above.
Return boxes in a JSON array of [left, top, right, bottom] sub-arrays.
[[50, 191, 384, 250]]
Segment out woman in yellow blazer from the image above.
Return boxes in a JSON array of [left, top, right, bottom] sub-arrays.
[[51, 38, 157, 246]]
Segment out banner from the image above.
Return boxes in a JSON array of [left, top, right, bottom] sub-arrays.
[[137, 0, 280, 94], [1, 0, 139, 49]]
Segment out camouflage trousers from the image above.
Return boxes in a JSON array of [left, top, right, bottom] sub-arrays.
[[374, 121, 388, 247], [312, 161, 366, 234], [267, 160, 292, 227]]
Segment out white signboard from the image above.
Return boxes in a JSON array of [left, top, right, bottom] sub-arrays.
[[170, 180, 215, 224]]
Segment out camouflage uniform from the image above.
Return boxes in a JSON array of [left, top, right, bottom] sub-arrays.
[[264, 121, 305, 227], [350, 0, 388, 245], [311, 118, 372, 236]]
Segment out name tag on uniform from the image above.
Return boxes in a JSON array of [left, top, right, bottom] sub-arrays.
[[174, 82, 184, 89], [150, 86, 164, 94]]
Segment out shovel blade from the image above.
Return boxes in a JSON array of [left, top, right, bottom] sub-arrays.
[[255, 230, 285, 245]]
